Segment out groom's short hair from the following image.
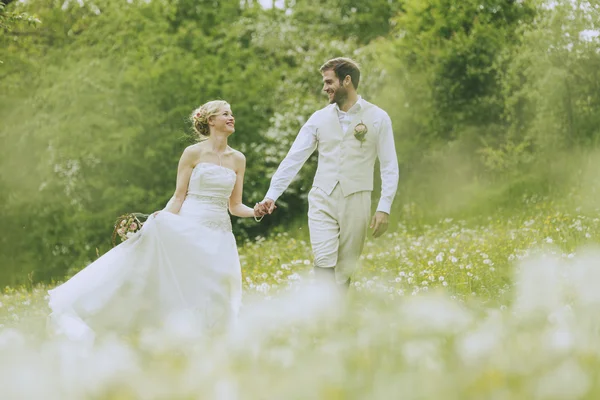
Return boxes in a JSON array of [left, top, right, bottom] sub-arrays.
[[320, 58, 361, 89]]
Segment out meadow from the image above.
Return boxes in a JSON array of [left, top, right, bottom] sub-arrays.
[[2, 0, 600, 397], [2, 197, 600, 399]]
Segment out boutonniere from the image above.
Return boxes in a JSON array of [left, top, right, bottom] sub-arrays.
[[354, 121, 368, 147]]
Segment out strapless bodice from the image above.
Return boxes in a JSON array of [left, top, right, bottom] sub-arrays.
[[175, 163, 237, 232], [187, 163, 237, 199]]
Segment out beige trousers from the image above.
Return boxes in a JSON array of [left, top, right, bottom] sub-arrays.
[[307, 184, 372, 284]]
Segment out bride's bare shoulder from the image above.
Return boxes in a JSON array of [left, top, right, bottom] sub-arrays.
[[228, 148, 246, 170], [179, 143, 204, 165], [184, 143, 206, 156], [229, 148, 245, 162]]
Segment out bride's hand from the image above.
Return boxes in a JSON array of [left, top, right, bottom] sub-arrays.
[[260, 199, 277, 214], [253, 203, 266, 218]]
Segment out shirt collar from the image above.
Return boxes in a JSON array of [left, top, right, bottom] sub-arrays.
[[335, 95, 363, 114]]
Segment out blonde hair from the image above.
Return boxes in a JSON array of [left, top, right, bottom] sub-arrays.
[[190, 100, 230, 138]]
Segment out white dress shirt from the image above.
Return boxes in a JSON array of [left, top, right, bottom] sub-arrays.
[[335, 96, 363, 134], [265, 96, 399, 214]]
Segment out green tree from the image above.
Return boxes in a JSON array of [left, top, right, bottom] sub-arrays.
[[285, 0, 402, 44], [501, 0, 600, 151], [0, 1, 39, 32], [381, 0, 536, 143]]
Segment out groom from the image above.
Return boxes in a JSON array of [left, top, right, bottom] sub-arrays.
[[260, 57, 399, 287]]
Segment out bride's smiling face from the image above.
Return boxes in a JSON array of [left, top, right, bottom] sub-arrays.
[[210, 105, 235, 135]]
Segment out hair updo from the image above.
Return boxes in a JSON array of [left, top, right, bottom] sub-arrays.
[[190, 100, 230, 139]]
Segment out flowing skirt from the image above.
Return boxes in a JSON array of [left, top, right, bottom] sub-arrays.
[[47, 203, 242, 342]]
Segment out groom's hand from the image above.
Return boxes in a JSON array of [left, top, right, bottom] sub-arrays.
[[261, 198, 277, 214], [253, 203, 267, 217], [370, 211, 389, 238]]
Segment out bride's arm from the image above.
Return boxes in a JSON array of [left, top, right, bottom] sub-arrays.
[[163, 146, 197, 215], [229, 152, 261, 218]]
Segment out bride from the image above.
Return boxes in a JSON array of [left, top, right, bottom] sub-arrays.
[[47, 100, 266, 342]]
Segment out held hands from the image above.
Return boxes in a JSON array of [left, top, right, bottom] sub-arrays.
[[252, 199, 276, 222], [257, 198, 277, 215], [253, 203, 267, 219], [370, 211, 389, 238], [253, 199, 276, 220]]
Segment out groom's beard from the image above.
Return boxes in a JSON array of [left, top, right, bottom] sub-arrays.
[[331, 86, 348, 106]]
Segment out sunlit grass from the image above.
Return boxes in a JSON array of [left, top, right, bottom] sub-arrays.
[[2, 198, 600, 399]]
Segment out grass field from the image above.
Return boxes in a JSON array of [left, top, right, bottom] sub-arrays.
[[1, 198, 600, 399]]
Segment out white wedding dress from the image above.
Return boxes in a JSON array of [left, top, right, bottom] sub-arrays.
[[47, 163, 242, 342]]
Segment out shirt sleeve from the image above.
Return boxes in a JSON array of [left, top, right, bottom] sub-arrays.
[[265, 114, 318, 202], [376, 113, 399, 214]]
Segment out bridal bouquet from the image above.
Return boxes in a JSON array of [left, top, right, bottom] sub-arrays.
[[112, 213, 148, 246]]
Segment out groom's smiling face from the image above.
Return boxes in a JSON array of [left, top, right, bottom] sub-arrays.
[[322, 69, 348, 106]]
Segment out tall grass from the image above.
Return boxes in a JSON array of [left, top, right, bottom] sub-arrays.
[[1, 198, 600, 398]]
